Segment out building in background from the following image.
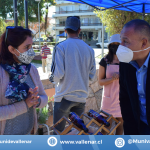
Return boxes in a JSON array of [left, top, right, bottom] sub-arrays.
[[52, 0, 108, 46]]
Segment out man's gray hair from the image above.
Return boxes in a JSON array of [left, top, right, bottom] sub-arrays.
[[124, 19, 150, 42]]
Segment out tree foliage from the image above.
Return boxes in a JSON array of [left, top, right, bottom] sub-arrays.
[[29, 18, 51, 37], [0, 0, 55, 36], [0, 19, 14, 37], [0, 0, 55, 23], [43, 0, 55, 35], [94, 9, 150, 36], [0, 19, 6, 36]]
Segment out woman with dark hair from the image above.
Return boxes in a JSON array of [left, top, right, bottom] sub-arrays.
[[98, 34, 123, 135], [0, 26, 48, 135]]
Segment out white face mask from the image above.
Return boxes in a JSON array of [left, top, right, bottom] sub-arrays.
[[116, 45, 150, 63]]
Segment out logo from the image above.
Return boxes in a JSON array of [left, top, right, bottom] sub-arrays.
[[115, 138, 125, 148], [47, 137, 58, 147], [128, 139, 132, 144]]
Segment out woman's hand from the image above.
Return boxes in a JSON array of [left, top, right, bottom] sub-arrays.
[[25, 87, 39, 108], [112, 72, 119, 80]]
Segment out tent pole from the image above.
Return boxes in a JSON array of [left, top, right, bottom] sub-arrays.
[[142, 3, 145, 20], [13, 0, 18, 26], [109, 0, 137, 13], [102, 22, 104, 58], [142, 14, 145, 20], [104, 0, 136, 10], [78, 0, 100, 10], [24, 0, 28, 29], [108, 30, 110, 43]]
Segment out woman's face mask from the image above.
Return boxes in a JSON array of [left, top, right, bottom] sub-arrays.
[[15, 47, 35, 64], [109, 44, 119, 55], [116, 45, 150, 63]]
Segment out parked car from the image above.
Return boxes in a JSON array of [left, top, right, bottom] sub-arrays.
[[96, 40, 109, 48]]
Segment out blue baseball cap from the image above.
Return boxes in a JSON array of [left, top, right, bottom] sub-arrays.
[[65, 16, 81, 31]]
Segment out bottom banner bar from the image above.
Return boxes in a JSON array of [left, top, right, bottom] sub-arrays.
[[0, 135, 150, 150]]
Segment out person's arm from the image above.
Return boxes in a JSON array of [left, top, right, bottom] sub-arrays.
[[98, 65, 114, 86], [49, 46, 65, 84], [89, 55, 96, 81], [119, 62, 138, 135], [0, 84, 42, 121], [0, 101, 28, 121], [31, 65, 48, 108], [98, 57, 119, 86]]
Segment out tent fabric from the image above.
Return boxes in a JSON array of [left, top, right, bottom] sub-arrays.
[[66, 0, 150, 14], [57, 32, 67, 36]]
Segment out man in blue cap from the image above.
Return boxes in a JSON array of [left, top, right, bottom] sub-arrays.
[[50, 16, 96, 134]]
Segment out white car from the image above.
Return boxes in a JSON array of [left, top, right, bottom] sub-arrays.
[[96, 40, 109, 48]]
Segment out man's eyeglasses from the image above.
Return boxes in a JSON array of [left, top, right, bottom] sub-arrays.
[[5, 26, 15, 43], [67, 16, 80, 20]]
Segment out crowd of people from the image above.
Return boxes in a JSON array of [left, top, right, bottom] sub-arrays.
[[0, 16, 150, 135]]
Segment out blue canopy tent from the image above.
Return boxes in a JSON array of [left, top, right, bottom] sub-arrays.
[[66, 0, 150, 17], [57, 32, 67, 37], [66, 0, 150, 56]]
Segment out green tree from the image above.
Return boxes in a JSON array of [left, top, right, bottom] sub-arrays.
[[43, 0, 55, 35], [6, 21, 14, 27], [94, 9, 150, 36], [0, 19, 14, 37], [0, 0, 55, 25], [0, 18, 6, 36], [0, 0, 13, 19]]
